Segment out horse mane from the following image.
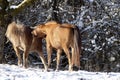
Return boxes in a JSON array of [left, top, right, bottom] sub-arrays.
[[6, 21, 32, 40], [61, 23, 75, 28], [45, 21, 58, 25]]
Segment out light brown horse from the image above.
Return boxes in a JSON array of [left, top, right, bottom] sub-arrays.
[[5, 22, 48, 71], [32, 21, 81, 71]]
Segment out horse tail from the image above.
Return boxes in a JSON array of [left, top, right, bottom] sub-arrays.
[[72, 26, 81, 69]]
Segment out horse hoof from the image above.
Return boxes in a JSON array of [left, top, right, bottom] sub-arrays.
[[23, 65, 28, 69], [44, 69, 49, 72], [18, 64, 22, 67], [69, 68, 73, 71], [73, 66, 79, 71], [55, 69, 59, 72]]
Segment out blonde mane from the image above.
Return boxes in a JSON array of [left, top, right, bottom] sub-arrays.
[[45, 21, 58, 25], [61, 23, 75, 28]]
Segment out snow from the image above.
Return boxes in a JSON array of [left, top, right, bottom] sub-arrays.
[[0, 64, 120, 80], [10, 5, 18, 9], [88, 0, 94, 3]]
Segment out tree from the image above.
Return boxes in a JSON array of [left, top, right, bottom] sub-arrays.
[[0, 0, 38, 63]]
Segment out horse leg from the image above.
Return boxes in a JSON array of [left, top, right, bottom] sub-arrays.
[[71, 47, 75, 67], [46, 39, 52, 67], [13, 45, 22, 66], [46, 44, 52, 68], [63, 45, 73, 71], [23, 49, 29, 68], [56, 49, 62, 71], [37, 51, 48, 71]]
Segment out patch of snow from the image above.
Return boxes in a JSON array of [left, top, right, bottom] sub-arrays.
[[88, 0, 94, 3], [10, 5, 18, 9], [0, 64, 120, 80], [7, 0, 11, 2]]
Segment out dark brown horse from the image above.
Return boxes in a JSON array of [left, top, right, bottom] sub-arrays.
[[5, 22, 48, 71], [32, 21, 81, 71]]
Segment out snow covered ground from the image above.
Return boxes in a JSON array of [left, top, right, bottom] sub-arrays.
[[0, 64, 120, 80]]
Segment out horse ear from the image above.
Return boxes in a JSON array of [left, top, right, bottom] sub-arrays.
[[31, 30, 37, 37], [30, 27, 35, 29]]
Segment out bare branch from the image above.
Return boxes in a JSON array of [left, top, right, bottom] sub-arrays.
[[10, 0, 38, 16]]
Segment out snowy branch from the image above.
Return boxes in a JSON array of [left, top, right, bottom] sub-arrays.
[[10, 0, 38, 16]]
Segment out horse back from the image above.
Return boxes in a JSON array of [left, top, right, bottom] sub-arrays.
[[45, 21, 58, 25], [6, 22, 33, 50], [5, 22, 22, 46], [47, 25, 74, 48], [61, 23, 75, 28]]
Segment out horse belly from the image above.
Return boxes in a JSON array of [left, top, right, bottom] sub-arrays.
[[50, 38, 61, 49], [50, 31, 64, 49]]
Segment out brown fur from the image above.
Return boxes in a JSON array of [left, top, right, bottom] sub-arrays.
[[45, 21, 58, 25], [61, 23, 75, 28], [5, 22, 48, 71], [32, 21, 81, 71]]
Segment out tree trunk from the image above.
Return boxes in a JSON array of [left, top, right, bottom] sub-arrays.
[[0, 0, 9, 63], [0, 27, 6, 63]]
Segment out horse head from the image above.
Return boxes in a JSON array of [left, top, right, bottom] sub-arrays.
[[32, 24, 46, 38]]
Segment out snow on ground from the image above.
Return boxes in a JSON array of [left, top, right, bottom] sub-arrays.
[[0, 64, 120, 80]]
